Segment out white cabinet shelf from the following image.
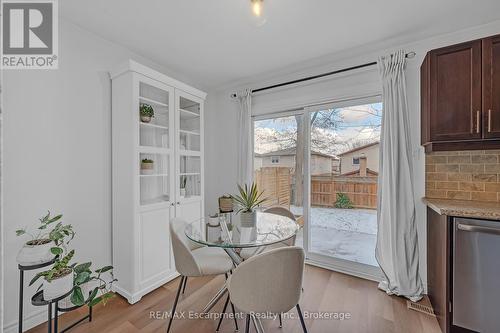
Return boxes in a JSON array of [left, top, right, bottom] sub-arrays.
[[112, 60, 205, 305], [139, 96, 168, 108]]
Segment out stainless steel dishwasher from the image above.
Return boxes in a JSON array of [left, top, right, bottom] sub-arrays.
[[453, 217, 500, 333]]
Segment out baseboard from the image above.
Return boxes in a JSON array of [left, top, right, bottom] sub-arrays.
[[113, 271, 180, 304], [3, 308, 46, 333]]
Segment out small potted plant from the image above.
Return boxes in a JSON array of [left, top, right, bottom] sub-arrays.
[[180, 176, 187, 197], [140, 103, 154, 123], [30, 248, 116, 304], [16, 212, 74, 266], [141, 158, 154, 175], [231, 183, 267, 228]]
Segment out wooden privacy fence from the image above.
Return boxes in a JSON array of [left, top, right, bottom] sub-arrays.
[[311, 175, 378, 209], [254, 167, 291, 208]]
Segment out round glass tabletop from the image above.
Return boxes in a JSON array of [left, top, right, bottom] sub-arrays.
[[185, 211, 300, 248]]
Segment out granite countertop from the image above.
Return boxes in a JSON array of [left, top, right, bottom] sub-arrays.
[[423, 198, 500, 220]]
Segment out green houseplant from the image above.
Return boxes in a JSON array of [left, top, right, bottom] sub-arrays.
[[231, 183, 267, 227], [30, 248, 116, 305], [141, 158, 154, 175], [15, 212, 74, 265], [140, 103, 154, 123], [180, 176, 187, 197]]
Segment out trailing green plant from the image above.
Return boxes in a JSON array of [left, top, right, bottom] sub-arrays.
[[231, 183, 267, 213], [334, 193, 354, 209], [140, 103, 154, 117], [15, 211, 74, 252], [180, 175, 187, 189], [142, 158, 154, 163], [29, 248, 117, 307]]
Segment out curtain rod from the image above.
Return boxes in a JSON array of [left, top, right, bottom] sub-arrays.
[[231, 51, 416, 98]]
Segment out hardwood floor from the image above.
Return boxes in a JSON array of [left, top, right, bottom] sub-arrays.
[[26, 265, 441, 333]]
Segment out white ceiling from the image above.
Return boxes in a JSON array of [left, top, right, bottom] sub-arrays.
[[61, 0, 500, 89]]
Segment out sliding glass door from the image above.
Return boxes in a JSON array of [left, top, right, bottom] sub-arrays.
[[252, 97, 382, 279], [304, 98, 382, 279]]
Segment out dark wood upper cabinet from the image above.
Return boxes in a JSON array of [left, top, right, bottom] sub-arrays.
[[483, 34, 500, 139], [421, 34, 500, 151]]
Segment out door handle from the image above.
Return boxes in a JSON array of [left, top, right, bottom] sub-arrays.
[[457, 223, 500, 236], [476, 111, 480, 133], [488, 109, 492, 132]]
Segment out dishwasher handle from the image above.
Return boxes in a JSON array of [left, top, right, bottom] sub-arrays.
[[457, 223, 500, 236]]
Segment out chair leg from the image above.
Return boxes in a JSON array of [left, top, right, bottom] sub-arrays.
[[167, 276, 185, 333], [296, 304, 308, 333], [245, 314, 251, 333], [216, 295, 230, 332], [230, 301, 239, 331], [182, 277, 188, 294], [279, 313, 283, 328]]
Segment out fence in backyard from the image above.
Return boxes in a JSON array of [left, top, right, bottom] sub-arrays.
[[254, 167, 291, 208], [310, 175, 377, 209], [255, 168, 378, 209]]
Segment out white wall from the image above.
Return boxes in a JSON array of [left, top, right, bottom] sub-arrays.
[[205, 20, 500, 290], [339, 144, 380, 175], [1, 18, 205, 332]]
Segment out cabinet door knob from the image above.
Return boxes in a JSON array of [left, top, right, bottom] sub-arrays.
[[488, 109, 492, 132], [177, 201, 181, 205]]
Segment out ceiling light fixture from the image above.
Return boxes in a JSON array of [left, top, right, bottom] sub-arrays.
[[250, 0, 266, 27]]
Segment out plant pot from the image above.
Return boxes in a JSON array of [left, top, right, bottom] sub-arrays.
[[141, 162, 154, 175], [240, 211, 257, 228], [180, 188, 186, 197], [16, 239, 54, 266], [140, 115, 152, 123], [43, 269, 73, 301]]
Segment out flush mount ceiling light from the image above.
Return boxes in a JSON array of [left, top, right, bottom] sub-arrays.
[[250, 0, 267, 27]]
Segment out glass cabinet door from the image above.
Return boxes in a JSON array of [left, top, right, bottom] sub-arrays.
[[138, 79, 174, 206], [176, 92, 202, 201]]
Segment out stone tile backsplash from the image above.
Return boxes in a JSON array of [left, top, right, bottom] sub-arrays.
[[425, 150, 500, 202]]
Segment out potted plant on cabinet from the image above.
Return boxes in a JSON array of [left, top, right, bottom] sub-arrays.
[[140, 103, 154, 123], [231, 183, 267, 227], [141, 158, 154, 175], [180, 176, 187, 198], [15, 212, 74, 266]]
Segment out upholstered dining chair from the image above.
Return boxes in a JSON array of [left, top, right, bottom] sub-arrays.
[[240, 206, 298, 260], [168, 218, 237, 333], [227, 246, 308, 333]]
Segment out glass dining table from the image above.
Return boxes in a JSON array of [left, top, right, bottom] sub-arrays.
[[184, 211, 300, 324]]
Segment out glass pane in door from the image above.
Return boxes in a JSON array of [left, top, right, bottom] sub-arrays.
[[253, 115, 305, 246], [308, 102, 382, 267], [139, 82, 170, 148]]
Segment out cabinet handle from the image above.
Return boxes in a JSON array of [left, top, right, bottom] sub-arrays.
[[476, 111, 480, 133], [488, 109, 492, 132]]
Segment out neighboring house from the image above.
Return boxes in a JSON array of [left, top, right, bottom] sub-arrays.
[[338, 142, 379, 175], [254, 148, 337, 176]]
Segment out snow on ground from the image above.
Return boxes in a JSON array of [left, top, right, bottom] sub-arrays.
[[291, 206, 378, 267]]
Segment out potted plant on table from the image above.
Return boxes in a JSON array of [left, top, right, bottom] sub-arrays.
[[231, 183, 267, 228], [15, 212, 74, 266], [141, 158, 154, 175], [140, 103, 154, 123]]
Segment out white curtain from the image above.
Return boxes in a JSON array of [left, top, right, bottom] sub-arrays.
[[375, 50, 424, 302], [237, 90, 253, 185]]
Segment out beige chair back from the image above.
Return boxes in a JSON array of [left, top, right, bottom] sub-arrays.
[[228, 246, 305, 314], [170, 218, 202, 277], [264, 206, 296, 221]]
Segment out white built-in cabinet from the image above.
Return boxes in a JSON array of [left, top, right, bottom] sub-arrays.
[[111, 60, 206, 304]]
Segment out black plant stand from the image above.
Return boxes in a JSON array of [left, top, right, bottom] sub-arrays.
[[18, 259, 57, 333], [31, 290, 92, 333]]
